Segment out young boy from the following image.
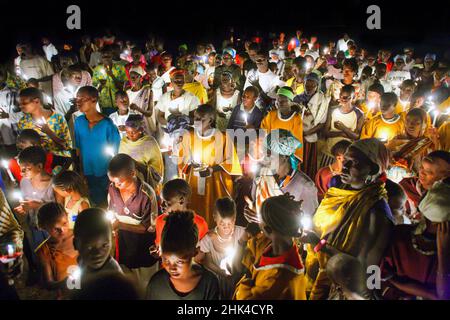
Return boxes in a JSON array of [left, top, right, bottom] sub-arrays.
[[154, 179, 209, 249], [227, 86, 263, 130], [36, 202, 78, 298], [109, 90, 132, 139], [146, 210, 220, 300], [73, 208, 122, 286], [358, 83, 384, 121], [107, 153, 159, 291], [360, 92, 405, 142], [74, 86, 121, 207]]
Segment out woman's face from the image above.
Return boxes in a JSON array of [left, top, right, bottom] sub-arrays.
[[341, 147, 374, 187], [69, 71, 82, 87], [129, 72, 141, 86], [171, 74, 185, 90], [161, 252, 193, 279], [276, 95, 291, 113], [116, 94, 129, 111], [342, 65, 355, 79], [405, 115, 423, 138], [125, 126, 143, 142], [215, 215, 235, 237]]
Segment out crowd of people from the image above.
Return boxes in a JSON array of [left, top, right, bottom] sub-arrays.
[[0, 30, 449, 300]]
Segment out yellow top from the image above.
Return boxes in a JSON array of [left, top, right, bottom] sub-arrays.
[[438, 121, 450, 152], [183, 82, 209, 104], [360, 114, 405, 142], [286, 77, 305, 95]]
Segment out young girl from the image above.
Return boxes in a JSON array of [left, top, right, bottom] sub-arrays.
[[53, 170, 90, 229], [146, 210, 219, 300], [234, 194, 307, 300], [36, 202, 78, 299], [13, 146, 55, 284], [195, 197, 247, 299]]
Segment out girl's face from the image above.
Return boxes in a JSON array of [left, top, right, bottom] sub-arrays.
[[53, 186, 71, 198], [215, 215, 236, 237], [406, 115, 423, 138], [19, 161, 42, 179], [161, 252, 193, 279], [48, 214, 70, 241], [125, 126, 143, 142]]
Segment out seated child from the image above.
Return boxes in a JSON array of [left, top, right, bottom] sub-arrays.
[[36, 202, 78, 299], [234, 194, 307, 300], [146, 210, 220, 300], [195, 197, 248, 299], [53, 170, 90, 229]]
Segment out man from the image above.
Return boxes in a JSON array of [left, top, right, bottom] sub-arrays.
[[399, 151, 450, 221], [244, 50, 285, 112], [74, 86, 121, 207], [336, 33, 352, 52], [91, 46, 127, 116], [18, 43, 54, 96], [213, 49, 242, 91], [41, 37, 58, 62], [158, 51, 175, 87]]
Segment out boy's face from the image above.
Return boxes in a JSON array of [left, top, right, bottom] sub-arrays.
[[161, 193, 186, 214], [76, 91, 96, 113], [276, 95, 291, 113], [335, 153, 345, 165], [16, 138, 37, 151], [380, 101, 395, 117], [116, 94, 130, 111], [214, 215, 236, 237], [19, 96, 40, 114], [161, 251, 194, 279], [19, 161, 42, 179], [48, 214, 70, 241], [367, 91, 381, 107], [242, 91, 257, 109], [75, 233, 111, 270], [108, 172, 135, 191]]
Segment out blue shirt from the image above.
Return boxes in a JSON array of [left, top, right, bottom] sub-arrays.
[[75, 115, 120, 177]]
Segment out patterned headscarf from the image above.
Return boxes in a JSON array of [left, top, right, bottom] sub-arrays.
[[264, 129, 302, 169], [418, 180, 450, 222]]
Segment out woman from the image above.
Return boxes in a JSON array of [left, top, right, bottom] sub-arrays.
[[304, 138, 394, 300], [119, 115, 164, 191], [126, 67, 155, 137], [387, 108, 438, 180], [209, 72, 240, 132]]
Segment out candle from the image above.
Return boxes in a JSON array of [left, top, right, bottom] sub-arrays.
[[367, 101, 376, 110], [6, 244, 14, 257], [250, 163, 258, 174], [300, 214, 313, 230], [12, 190, 24, 202], [104, 145, 116, 157], [105, 210, 116, 223], [1, 159, 16, 183], [378, 131, 389, 143], [100, 68, 106, 76], [69, 266, 82, 281], [323, 47, 329, 55], [193, 152, 202, 165], [432, 110, 439, 127], [36, 116, 47, 126], [242, 112, 248, 126], [305, 62, 312, 69], [219, 246, 236, 276]]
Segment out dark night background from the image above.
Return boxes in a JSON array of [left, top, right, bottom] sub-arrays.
[[0, 0, 448, 63]]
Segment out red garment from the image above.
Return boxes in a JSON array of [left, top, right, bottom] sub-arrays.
[[9, 153, 54, 183], [258, 244, 304, 270], [315, 166, 334, 200], [125, 61, 147, 84], [399, 177, 422, 218], [380, 225, 437, 300], [155, 212, 209, 246]]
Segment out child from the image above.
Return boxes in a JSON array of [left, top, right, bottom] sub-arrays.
[[36, 202, 78, 299], [73, 208, 122, 285], [154, 179, 209, 249], [146, 210, 220, 300], [360, 92, 405, 142], [315, 140, 352, 200], [195, 197, 248, 299], [234, 194, 307, 300], [107, 153, 159, 290], [109, 90, 133, 139], [13, 146, 55, 285], [8, 129, 68, 183], [385, 180, 408, 225], [227, 86, 263, 130], [53, 170, 90, 229]]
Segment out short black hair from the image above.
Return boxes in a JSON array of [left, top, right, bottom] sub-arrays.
[[77, 86, 99, 100], [194, 104, 216, 124], [215, 197, 236, 219], [18, 146, 46, 166], [340, 84, 355, 96], [161, 210, 198, 256], [37, 202, 66, 231], [53, 170, 89, 198], [343, 58, 358, 73], [368, 83, 385, 96], [331, 139, 352, 157], [108, 154, 135, 177], [18, 129, 41, 145], [115, 90, 128, 99], [19, 87, 43, 104], [243, 85, 259, 98], [423, 150, 450, 165], [248, 42, 260, 52], [73, 208, 111, 241], [162, 179, 192, 201]]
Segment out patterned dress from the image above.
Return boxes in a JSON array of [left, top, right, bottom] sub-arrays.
[[92, 63, 127, 111]]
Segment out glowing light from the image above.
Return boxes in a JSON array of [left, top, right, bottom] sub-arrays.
[[100, 68, 106, 76], [323, 47, 329, 55], [160, 135, 173, 152], [6, 244, 14, 257], [36, 116, 47, 126], [242, 112, 248, 125], [378, 131, 389, 143], [44, 94, 52, 105], [104, 145, 116, 157], [105, 210, 116, 223], [219, 246, 236, 276], [1, 159, 16, 183], [433, 110, 439, 127], [124, 49, 130, 56], [250, 163, 259, 174], [305, 62, 312, 69], [12, 190, 24, 202], [300, 214, 313, 230], [193, 152, 202, 165], [69, 266, 82, 281], [367, 101, 376, 110]]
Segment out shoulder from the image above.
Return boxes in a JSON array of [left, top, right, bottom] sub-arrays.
[[140, 180, 157, 199], [148, 268, 168, 288], [74, 114, 87, 124], [371, 198, 395, 224], [196, 265, 219, 286]]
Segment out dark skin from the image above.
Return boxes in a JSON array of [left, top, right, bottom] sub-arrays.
[[303, 79, 326, 136], [98, 52, 124, 92], [324, 92, 364, 140]]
